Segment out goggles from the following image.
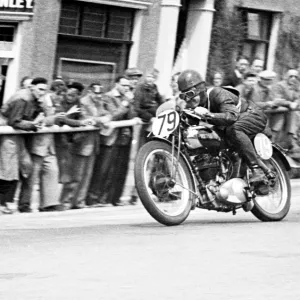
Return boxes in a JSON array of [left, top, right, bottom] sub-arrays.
[[179, 83, 206, 101], [179, 89, 197, 100]]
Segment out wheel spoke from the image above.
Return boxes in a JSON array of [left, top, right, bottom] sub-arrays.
[[254, 157, 288, 214], [143, 149, 190, 216]]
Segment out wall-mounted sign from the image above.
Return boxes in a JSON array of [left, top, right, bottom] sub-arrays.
[[0, 0, 34, 13]]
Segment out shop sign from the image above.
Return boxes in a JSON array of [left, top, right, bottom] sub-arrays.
[[0, 0, 34, 12]]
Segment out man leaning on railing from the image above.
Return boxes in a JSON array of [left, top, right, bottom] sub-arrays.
[[1, 77, 62, 213]]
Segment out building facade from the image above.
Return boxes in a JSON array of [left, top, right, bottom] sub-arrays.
[[1, 0, 300, 105]]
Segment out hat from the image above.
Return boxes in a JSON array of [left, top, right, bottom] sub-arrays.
[[258, 70, 276, 80], [286, 69, 299, 78], [243, 71, 257, 79], [125, 67, 143, 77]]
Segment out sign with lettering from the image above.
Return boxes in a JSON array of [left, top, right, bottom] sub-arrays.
[[0, 0, 34, 13]]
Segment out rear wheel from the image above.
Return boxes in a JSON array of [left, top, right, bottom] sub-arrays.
[[135, 140, 195, 226], [251, 153, 291, 221]]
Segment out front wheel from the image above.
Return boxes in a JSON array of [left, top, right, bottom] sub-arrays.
[[134, 140, 195, 226], [251, 153, 291, 221]]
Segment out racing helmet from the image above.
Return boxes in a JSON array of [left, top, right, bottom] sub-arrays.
[[177, 70, 204, 92]]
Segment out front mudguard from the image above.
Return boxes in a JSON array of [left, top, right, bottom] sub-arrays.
[[272, 143, 295, 170]]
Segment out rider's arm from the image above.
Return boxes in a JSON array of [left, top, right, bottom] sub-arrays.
[[205, 88, 240, 126], [206, 101, 239, 126]]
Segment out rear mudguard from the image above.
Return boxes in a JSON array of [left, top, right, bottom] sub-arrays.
[[149, 136, 200, 209], [272, 143, 294, 170]]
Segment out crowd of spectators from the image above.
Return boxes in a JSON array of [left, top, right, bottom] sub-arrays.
[[0, 56, 300, 215], [0, 68, 164, 214]]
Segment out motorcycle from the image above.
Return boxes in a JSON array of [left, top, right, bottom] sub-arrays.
[[134, 101, 292, 226]]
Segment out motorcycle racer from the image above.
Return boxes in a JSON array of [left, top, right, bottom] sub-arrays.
[[177, 69, 268, 183]]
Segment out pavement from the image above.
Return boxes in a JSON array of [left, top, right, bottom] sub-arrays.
[[0, 180, 299, 300]]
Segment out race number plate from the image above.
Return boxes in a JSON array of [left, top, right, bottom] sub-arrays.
[[254, 133, 273, 160], [152, 109, 180, 138]]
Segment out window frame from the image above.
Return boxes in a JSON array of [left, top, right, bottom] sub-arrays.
[[238, 8, 273, 64], [59, 0, 135, 42]]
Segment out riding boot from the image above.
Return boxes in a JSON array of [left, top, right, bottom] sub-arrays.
[[249, 165, 266, 183], [256, 159, 276, 180]]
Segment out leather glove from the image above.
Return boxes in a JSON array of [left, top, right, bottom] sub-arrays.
[[194, 107, 210, 116], [289, 102, 299, 110]]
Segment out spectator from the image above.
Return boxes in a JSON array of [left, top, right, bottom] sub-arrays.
[[0, 76, 35, 212], [54, 82, 85, 187], [57, 81, 98, 209], [125, 67, 143, 93], [105, 77, 136, 206], [87, 77, 133, 206], [165, 72, 186, 111], [236, 71, 259, 102], [223, 55, 250, 87], [251, 58, 264, 75], [211, 71, 224, 87], [20, 76, 32, 89], [236, 71, 278, 109], [270, 69, 300, 153], [254, 70, 277, 108], [2, 77, 62, 212], [44, 79, 67, 107], [1, 77, 34, 115], [134, 71, 164, 147]]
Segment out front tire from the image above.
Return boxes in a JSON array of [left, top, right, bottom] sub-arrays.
[[135, 140, 195, 226], [251, 153, 291, 221]]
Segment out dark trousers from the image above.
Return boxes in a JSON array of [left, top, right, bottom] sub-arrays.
[[106, 145, 131, 205], [0, 180, 18, 205], [225, 109, 268, 167], [87, 142, 131, 205], [87, 145, 115, 204]]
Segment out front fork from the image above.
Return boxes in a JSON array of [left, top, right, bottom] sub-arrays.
[[169, 129, 208, 209]]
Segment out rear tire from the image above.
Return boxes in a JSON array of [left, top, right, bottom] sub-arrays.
[[135, 140, 195, 226], [251, 153, 291, 221]]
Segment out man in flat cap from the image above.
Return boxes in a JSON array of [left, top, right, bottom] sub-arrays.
[[124, 67, 143, 94]]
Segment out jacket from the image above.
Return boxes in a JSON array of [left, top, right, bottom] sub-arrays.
[[204, 87, 240, 126], [101, 89, 136, 146], [271, 80, 300, 107], [70, 93, 113, 155], [134, 82, 163, 122], [2, 92, 56, 157]]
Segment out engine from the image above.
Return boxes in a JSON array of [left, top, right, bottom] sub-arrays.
[[192, 152, 221, 184], [192, 150, 249, 211]]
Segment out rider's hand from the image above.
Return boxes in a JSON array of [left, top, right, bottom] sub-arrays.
[[194, 107, 210, 116], [289, 102, 298, 110]]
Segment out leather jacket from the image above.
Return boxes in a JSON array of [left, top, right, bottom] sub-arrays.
[[204, 87, 240, 126]]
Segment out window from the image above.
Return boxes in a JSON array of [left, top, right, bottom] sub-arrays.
[[0, 24, 15, 42], [239, 10, 273, 64], [59, 1, 134, 41], [58, 58, 116, 91]]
